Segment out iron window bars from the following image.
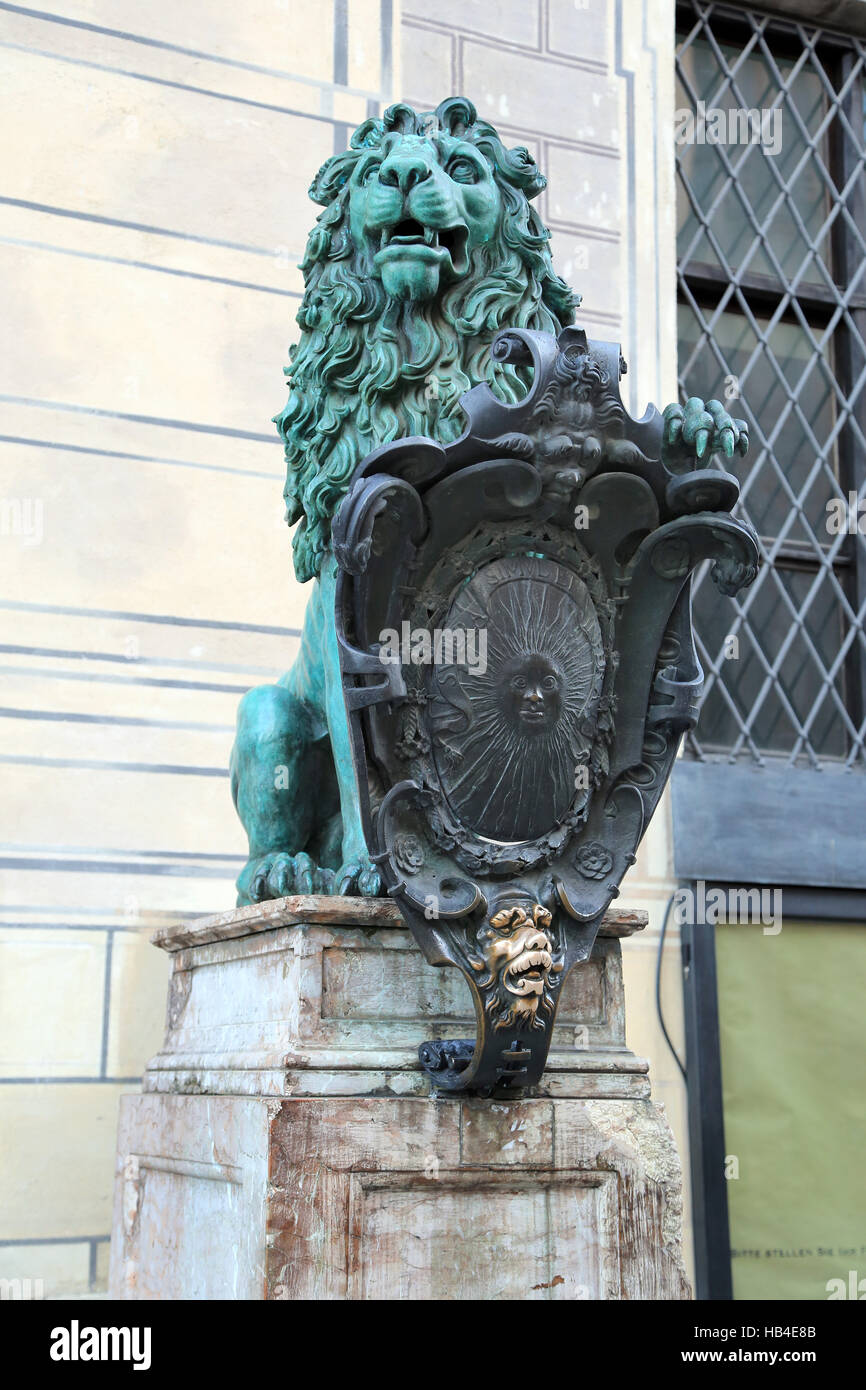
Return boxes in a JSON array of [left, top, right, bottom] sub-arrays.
[[676, 1, 866, 769]]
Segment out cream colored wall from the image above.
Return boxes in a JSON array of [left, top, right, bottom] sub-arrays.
[[0, 0, 689, 1298], [0, 0, 398, 1297]]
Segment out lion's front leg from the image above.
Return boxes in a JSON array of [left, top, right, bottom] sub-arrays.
[[318, 556, 383, 898], [230, 680, 340, 905]]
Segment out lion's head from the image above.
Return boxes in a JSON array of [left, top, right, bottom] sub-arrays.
[[472, 901, 564, 1031], [276, 96, 578, 581]]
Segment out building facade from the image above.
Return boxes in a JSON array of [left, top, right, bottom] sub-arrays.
[[0, 0, 862, 1299]]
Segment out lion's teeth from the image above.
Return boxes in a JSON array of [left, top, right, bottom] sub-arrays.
[[424, 226, 434, 245]]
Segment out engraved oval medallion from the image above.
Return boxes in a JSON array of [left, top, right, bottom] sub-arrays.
[[426, 555, 606, 842]]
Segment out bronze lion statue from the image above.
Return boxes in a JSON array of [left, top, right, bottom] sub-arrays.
[[230, 96, 746, 905]]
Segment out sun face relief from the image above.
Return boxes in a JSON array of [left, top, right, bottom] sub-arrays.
[[504, 655, 563, 733], [428, 555, 606, 843], [348, 131, 503, 302]]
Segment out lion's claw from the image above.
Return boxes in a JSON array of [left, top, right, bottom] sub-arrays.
[[662, 397, 749, 468], [358, 865, 383, 897], [336, 858, 383, 898], [293, 851, 315, 895]]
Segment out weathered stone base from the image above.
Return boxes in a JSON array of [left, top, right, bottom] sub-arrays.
[[140, 895, 653, 1100], [108, 896, 691, 1300], [109, 1091, 690, 1300]]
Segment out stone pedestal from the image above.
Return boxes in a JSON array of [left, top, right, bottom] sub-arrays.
[[108, 896, 690, 1300]]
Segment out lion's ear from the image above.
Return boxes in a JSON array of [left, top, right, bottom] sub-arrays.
[[309, 151, 357, 206], [382, 102, 420, 134], [351, 117, 385, 149], [435, 96, 477, 136]]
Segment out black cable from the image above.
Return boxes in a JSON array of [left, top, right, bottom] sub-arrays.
[[656, 890, 687, 1083]]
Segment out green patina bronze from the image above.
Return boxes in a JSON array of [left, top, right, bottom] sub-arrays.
[[278, 97, 574, 584], [230, 96, 745, 907]]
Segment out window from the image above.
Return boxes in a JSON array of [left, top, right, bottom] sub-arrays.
[[676, 2, 866, 768]]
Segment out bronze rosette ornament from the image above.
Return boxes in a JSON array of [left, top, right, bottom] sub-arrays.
[[333, 326, 758, 1096]]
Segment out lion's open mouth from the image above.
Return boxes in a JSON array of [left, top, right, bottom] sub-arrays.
[[377, 219, 469, 274], [505, 948, 552, 995]]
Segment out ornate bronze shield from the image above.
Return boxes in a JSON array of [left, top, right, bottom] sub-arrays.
[[333, 327, 758, 1095]]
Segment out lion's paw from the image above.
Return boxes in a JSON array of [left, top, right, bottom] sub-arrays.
[[238, 851, 334, 904]]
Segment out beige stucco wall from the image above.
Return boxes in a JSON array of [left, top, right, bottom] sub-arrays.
[[0, 0, 689, 1296], [0, 0, 400, 1296]]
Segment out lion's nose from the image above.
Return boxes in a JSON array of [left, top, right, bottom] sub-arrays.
[[525, 931, 551, 952], [378, 153, 432, 193]]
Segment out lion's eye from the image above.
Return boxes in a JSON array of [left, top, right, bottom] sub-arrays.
[[448, 157, 480, 184], [542, 676, 557, 690], [511, 677, 526, 690]]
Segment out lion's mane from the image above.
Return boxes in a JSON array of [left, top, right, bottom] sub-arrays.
[[276, 96, 578, 582]]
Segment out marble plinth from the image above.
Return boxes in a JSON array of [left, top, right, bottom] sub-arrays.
[[108, 896, 691, 1300]]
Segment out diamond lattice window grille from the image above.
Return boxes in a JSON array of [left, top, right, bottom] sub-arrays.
[[675, 1, 866, 770]]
